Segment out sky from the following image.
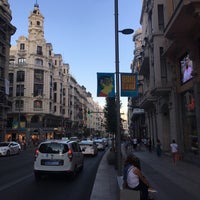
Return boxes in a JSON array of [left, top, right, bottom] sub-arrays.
[[8, 0, 142, 117]]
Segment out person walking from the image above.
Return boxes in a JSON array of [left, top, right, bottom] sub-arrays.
[[148, 138, 152, 152], [170, 139, 178, 164], [133, 137, 138, 150], [123, 154, 155, 200], [156, 139, 162, 157]]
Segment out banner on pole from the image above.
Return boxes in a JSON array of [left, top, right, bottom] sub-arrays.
[[121, 73, 138, 97], [97, 73, 115, 97]]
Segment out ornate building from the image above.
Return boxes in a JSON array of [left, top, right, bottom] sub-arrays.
[[5, 3, 103, 144]]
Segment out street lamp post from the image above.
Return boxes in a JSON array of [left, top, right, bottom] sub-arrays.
[[114, 0, 134, 176]]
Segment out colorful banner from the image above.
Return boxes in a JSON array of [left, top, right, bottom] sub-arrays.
[[121, 73, 138, 97], [12, 121, 26, 130], [97, 73, 115, 97]]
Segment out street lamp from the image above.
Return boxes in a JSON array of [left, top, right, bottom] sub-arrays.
[[114, 0, 134, 176]]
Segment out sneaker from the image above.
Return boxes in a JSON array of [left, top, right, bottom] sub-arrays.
[[148, 188, 157, 193]]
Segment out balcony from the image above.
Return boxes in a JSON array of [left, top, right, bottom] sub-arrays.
[[17, 49, 27, 56], [151, 81, 172, 97], [138, 91, 157, 109], [164, 0, 200, 43]]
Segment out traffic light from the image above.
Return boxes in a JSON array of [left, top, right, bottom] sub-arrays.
[[88, 111, 90, 115]]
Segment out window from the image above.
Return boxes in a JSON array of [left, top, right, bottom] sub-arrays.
[[20, 43, 25, 50], [36, 21, 40, 26], [34, 100, 42, 109], [37, 46, 43, 55], [53, 82, 57, 91], [34, 69, 43, 83], [9, 59, 15, 66], [34, 84, 43, 97], [18, 58, 26, 64], [9, 73, 14, 84], [0, 67, 4, 79], [54, 93, 57, 103], [160, 47, 167, 82], [35, 58, 43, 66], [9, 87, 13, 97], [48, 62, 52, 69], [16, 84, 24, 96], [17, 71, 25, 82], [39, 143, 68, 154], [158, 4, 164, 31], [15, 100, 24, 109]]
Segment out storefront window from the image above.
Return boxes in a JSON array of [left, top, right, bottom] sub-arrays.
[[182, 90, 198, 154]]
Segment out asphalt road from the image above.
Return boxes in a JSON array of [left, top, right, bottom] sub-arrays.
[[0, 148, 105, 200]]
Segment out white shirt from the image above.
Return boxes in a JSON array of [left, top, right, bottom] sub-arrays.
[[127, 166, 139, 188], [170, 143, 178, 153]]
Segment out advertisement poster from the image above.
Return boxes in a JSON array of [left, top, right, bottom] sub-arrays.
[[97, 73, 115, 97], [121, 73, 138, 97]]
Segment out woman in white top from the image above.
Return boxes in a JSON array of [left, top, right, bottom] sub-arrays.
[[170, 139, 178, 164], [123, 155, 154, 200]]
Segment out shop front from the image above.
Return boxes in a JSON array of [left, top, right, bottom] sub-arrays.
[[181, 90, 198, 155]]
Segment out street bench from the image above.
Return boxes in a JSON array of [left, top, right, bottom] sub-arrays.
[[117, 176, 140, 200]]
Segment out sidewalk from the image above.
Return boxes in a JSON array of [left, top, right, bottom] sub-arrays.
[[133, 148, 200, 200], [90, 149, 119, 200], [90, 144, 200, 200]]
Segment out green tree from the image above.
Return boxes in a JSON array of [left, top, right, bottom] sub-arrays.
[[104, 97, 117, 136]]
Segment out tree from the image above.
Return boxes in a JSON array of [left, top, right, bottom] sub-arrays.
[[104, 97, 117, 136]]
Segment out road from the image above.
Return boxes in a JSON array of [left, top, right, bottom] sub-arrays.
[[0, 148, 105, 200]]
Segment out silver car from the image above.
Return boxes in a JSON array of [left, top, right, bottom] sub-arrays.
[[0, 141, 21, 156]]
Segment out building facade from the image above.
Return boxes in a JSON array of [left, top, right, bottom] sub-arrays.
[[0, 0, 16, 141], [4, 3, 103, 144], [129, 0, 200, 161]]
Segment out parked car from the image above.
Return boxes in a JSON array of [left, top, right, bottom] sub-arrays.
[[0, 141, 21, 156], [79, 140, 98, 156], [94, 139, 106, 151], [34, 139, 84, 181]]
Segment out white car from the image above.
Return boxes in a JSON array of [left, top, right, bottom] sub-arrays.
[[0, 141, 21, 156], [94, 139, 106, 151], [79, 140, 98, 156], [34, 139, 84, 181]]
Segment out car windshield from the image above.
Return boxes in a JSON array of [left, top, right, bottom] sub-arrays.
[[0, 143, 9, 147], [39, 143, 69, 154]]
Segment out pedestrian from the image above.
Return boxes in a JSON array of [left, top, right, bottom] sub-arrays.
[[148, 138, 152, 152], [123, 154, 155, 200], [156, 139, 162, 157], [170, 139, 178, 164], [133, 137, 138, 150]]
